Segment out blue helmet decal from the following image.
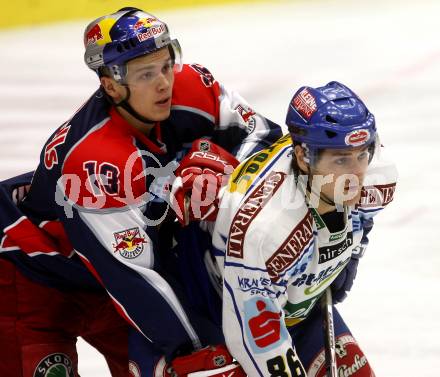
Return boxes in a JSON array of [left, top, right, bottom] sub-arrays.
[[286, 81, 376, 150]]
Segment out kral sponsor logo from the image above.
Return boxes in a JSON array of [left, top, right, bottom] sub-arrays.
[[344, 129, 370, 147], [113, 227, 147, 259], [137, 24, 166, 42], [44, 123, 71, 170], [227, 172, 285, 258], [234, 104, 256, 133], [85, 24, 103, 46], [237, 275, 273, 296], [360, 183, 396, 208], [307, 334, 371, 377], [266, 211, 314, 281], [293, 88, 317, 120]]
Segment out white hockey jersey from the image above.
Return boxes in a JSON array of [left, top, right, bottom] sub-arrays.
[[211, 134, 397, 376]]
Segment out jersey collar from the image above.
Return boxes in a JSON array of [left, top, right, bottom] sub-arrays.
[[110, 107, 166, 155]]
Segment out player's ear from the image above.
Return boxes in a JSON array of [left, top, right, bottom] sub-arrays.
[[294, 145, 309, 174], [100, 76, 123, 101]]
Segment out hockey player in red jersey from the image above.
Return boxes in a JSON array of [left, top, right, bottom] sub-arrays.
[[0, 7, 281, 377]]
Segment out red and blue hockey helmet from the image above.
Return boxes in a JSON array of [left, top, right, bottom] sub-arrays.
[[286, 81, 377, 165], [84, 7, 182, 82]]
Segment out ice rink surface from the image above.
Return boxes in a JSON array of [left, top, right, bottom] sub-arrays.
[[1, 0, 439, 375]]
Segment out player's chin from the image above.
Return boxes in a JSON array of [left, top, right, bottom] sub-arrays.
[[333, 187, 362, 207], [342, 191, 362, 207], [154, 105, 172, 120]]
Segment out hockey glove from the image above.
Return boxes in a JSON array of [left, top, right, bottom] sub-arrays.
[[171, 139, 239, 226], [331, 217, 373, 304], [171, 345, 246, 377], [330, 256, 360, 304]]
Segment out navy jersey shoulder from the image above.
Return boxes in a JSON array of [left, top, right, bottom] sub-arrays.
[[0, 90, 111, 289], [25, 90, 111, 219]]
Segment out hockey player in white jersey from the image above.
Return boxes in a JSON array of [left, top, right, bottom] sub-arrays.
[[210, 81, 397, 376]]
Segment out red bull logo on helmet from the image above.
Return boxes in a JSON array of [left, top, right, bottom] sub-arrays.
[[293, 88, 317, 120], [344, 129, 370, 147], [137, 24, 166, 42], [85, 23, 104, 46], [133, 17, 158, 31], [113, 227, 146, 259]]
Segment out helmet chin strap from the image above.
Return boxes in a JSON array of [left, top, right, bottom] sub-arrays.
[[104, 84, 157, 125], [117, 85, 157, 124], [306, 174, 336, 207], [299, 164, 336, 208], [300, 146, 337, 209]]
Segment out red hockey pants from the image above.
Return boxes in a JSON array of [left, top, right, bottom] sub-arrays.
[[0, 258, 128, 377]]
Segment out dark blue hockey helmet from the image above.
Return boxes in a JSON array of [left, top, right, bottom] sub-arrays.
[[286, 81, 377, 164], [83, 7, 182, 82]]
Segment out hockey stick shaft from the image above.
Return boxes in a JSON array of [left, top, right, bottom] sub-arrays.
[[321, 288, 338, 377]]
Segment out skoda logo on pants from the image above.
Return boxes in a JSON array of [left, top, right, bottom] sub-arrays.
[[33, 353, 74, 377]]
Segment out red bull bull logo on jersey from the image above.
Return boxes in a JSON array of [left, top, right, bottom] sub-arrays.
[[113, 227, 146, 259], [234, 104, 256, 133]]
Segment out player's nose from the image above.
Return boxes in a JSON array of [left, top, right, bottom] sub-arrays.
[[351, 161, 366, 181], [157, 72, 172, 92]]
